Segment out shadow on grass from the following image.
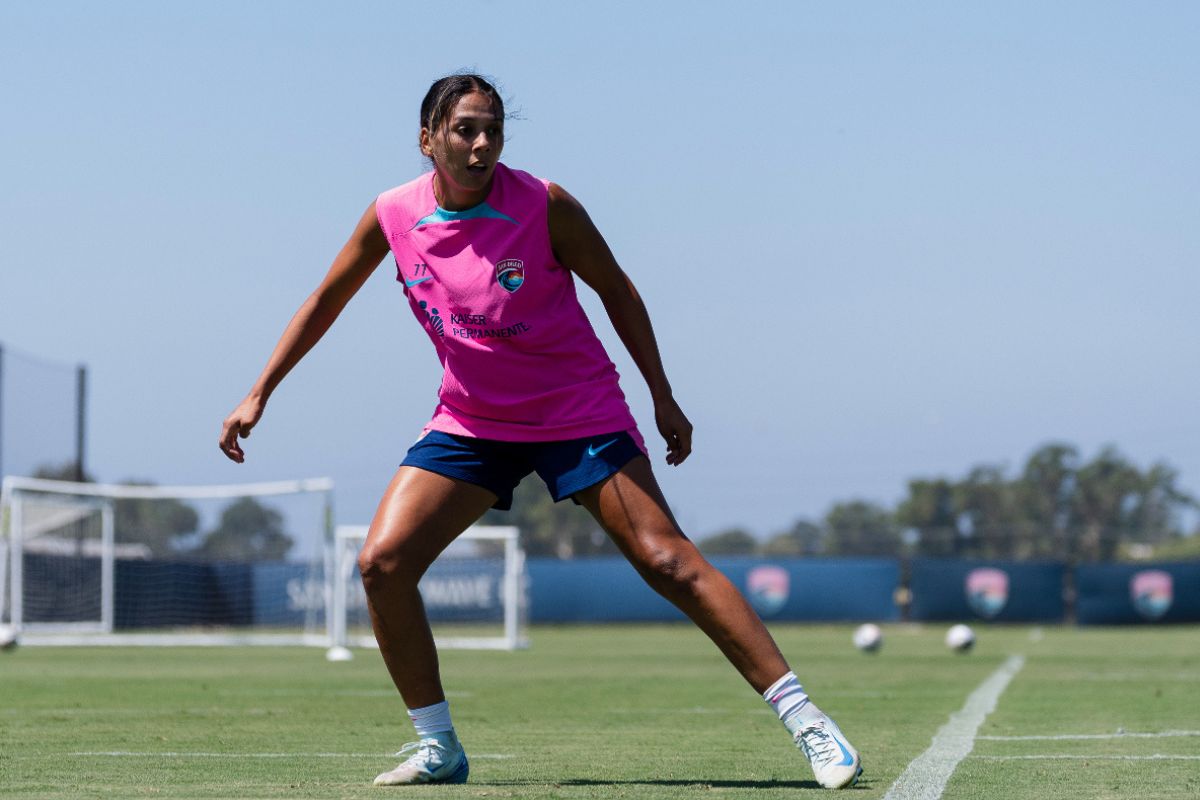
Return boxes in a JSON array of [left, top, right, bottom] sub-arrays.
[[486, 777, 871, 790]]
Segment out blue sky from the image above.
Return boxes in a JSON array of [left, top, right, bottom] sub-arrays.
[[2, 2, 1197, 538]]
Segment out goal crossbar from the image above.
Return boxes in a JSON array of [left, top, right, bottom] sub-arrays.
[[1, 475, 334, 502]]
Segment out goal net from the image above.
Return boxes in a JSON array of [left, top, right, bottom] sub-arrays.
[[0, 475, 333, 646], [330, 524, 528, 656], [0, 344, 84, 481]]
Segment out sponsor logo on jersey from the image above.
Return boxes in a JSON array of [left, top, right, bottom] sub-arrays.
[[1130, 569, 1173, 620], [746, 565, 790, 617], [418, 300, 444, 337], [496, 258, 525, 293], [965, 567, 1009, 619]]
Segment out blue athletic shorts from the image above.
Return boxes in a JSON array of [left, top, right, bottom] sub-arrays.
[[400, 430, 644, 510]]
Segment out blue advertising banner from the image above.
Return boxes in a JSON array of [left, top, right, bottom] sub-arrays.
[[112, 559, 508, 630], [1076, 562, 1200, 624], [909, 558, 1065, 622], [115, 560, 251, 628], [251, 559, 508, 627], [83, 553, 1197, 630], [251, 562, 320, 627], [715, 557, 899, 622], [417, 559, 507, 623], [527, 557, 899, 623]]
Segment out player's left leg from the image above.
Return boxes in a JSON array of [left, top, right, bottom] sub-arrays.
[[573, 456, 861, 789], [575, 456, 787, 688]]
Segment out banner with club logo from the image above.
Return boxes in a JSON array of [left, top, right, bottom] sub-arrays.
[[1130, 569, 1173, 620], [965, 567, 1010, 619], [1076, 563, 1200, 624], [909, 559, 1065, 622], [527, 557, 899, 622]]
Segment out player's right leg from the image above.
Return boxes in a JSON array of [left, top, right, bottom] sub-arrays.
[[358, 465, 498, 785]]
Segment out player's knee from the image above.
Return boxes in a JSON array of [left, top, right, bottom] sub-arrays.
[[357, 544, 421, 592], [356, 547, 389, 590], [640, 540, 702, 596]]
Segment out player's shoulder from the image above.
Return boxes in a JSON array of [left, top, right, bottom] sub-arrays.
[[479, 164, 554, 228], [377, 171, 433, 210], [376, 172, 435, 240], [498, 162, 549, 193], [544, 180, 590, 233]]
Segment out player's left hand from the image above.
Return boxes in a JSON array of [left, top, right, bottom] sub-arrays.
[[654, 397, 693, 466]]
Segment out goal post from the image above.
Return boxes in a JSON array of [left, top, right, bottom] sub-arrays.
[[330, 524, 528, 657], [3, 491, 113, 635], [1, 475, 334, 647]]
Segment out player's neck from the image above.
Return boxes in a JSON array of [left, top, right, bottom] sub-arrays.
[[432, 172, 492, 212]]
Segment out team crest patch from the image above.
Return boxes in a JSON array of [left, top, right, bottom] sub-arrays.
[[496, 258, 524, 292], [1130, 569, 1173, 621], [965, 567, 1009, 619], [746, 565, 790, 617]]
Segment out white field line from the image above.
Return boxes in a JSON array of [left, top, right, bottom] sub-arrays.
[[4, 708, 277, 717], [65, 751, 514, 759], [212, 689, 473, 698], [883, 654, 1025, 800], [615, 710, 741, 715], [974, 754, 1200, 761], [606, 694, 890, 716], [1072, 672, 1200, 682], [980, 730, 1200, 741]]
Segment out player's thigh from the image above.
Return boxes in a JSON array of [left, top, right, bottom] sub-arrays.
[[360, 466, 499, 580], [574, 456, 690, 562]]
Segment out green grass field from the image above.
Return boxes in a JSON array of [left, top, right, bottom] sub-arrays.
[[2, 624, 1199, 799]]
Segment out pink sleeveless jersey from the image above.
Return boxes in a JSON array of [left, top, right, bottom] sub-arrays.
[[375, 164, 643, 447]]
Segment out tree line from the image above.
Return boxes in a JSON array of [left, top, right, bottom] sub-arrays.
[[486, 442, 1198, 563], [31, 440, 1198, 563], [31, 464, 293, 562]]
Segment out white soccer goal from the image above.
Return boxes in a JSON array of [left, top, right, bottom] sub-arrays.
[[0, 475, 334, 647], [329, 524, 528, 657]]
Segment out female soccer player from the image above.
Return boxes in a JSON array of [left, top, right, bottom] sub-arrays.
[[219, 74, 861, 790]]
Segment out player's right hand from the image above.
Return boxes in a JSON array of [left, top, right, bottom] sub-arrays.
[[219, 395, 265, 463]]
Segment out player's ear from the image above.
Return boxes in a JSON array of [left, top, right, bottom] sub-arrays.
[[420, 127, 433, 158]]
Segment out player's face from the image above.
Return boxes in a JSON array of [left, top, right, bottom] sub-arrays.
[[422, 91, 504, 210]]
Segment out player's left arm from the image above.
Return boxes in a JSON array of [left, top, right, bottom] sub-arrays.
[[547, 182, 692, 466]]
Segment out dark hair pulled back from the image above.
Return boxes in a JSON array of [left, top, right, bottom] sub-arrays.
[[420, 73, 505, 134]]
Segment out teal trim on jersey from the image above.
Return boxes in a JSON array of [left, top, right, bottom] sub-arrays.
[[411, 202, 517, 229]]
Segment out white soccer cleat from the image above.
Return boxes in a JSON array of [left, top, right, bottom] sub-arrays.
[[794, 715, 862, 789], [373, 732, 469, 786]]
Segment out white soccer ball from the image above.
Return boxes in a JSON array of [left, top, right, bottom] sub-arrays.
[[945, 624, 975, 653], [0, 624, 18, 652], [853, 623, 883, 653]]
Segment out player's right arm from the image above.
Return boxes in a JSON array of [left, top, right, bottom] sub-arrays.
[[219, 202, 390, 463]]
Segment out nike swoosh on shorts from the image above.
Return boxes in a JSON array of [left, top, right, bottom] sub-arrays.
[[587, 439, 619, 457]]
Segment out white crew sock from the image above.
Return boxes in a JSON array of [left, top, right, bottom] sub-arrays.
[[763, 671, 822, 732], [408, 700, 454, 738]]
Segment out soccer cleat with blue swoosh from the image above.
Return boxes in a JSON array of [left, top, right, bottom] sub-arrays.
[[373, 732, 469, 786], [794, 715, 862, 789]]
